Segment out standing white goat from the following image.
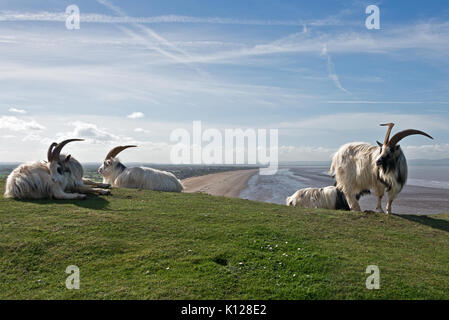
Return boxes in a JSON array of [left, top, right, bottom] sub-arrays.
[[286, 186, 350, 210], [98, 145, 184, 192], [329, 123, 433, 214], [5, 139, 110, 200]]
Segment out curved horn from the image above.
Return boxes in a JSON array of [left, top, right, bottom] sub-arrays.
[[47, 142, 58, 162], [50, 139, 84, 162], [388, 129, 433, 147], [105, 145, 137, 160], [380, 123, 395, 145]]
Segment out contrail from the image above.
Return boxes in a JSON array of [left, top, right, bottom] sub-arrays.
[[321, 44, 349, 94], [96, 0, 206, 75]]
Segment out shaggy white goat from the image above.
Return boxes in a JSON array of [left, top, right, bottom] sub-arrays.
[[98, 145, 184, 192], [329, 123, 433, 213], [286, 186, 350, 210], [5, 139, 110, 200]]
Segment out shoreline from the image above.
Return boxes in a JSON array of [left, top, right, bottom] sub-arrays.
[[182, 169, 258, 198]]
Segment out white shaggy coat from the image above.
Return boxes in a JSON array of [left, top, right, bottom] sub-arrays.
[[5, 154, 110, 200], [286, 186, 350, 210], [99, 158, 184, 192], [329, 142, 407, 213]]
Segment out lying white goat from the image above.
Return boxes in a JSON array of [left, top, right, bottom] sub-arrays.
[[5, 139, 110, 200], [98, 145, 184, 192], [286, 186, 350, 210]]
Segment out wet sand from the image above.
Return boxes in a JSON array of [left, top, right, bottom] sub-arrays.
[[182, 169, 259, 198], [360, 184, 449, 215]]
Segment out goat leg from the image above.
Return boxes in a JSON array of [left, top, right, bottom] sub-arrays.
[[82, 178, 111, 189], [77, 185, 111, 196], [53, 188, 87, 200]]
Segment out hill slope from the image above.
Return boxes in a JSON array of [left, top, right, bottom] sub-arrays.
[[0, 178, 448, 299]]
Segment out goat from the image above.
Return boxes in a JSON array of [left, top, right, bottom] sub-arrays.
[[286, 186, 350, 210], [48, 144, 111, 196], [4, 139, 110, 200], [329, 123, 433, 213], [98, 145, 184, 192]]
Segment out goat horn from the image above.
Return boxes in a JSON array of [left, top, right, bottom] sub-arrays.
[[50, 139, 84, 162], [105, 145, 137, 160], [380, 123, 395, 145], [387, 129, 433, 147], [47, 142, 58, 162]]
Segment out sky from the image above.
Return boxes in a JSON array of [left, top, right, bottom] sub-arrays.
[[0, 0, 448, 163]]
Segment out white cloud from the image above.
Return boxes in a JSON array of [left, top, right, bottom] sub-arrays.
[[8, 107, 27, 114], [134, 127, 150, 133], [0, 116, 45, 131], [127, 112, 145, 119], [58, 121, 121, 143]]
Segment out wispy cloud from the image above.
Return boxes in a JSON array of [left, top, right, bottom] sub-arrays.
[[0, 116, 45, 131], [96, 0, 206, 75], [276, 112, 449, 132], [0, 10, 345, 27]]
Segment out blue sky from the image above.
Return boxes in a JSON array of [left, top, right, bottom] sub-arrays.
[[0, 0, 448, 162]]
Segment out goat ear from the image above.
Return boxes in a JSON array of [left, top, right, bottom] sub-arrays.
[[65, 154, 71, 162], [395, 144, 401, 151], [376, 141, 383, 147]]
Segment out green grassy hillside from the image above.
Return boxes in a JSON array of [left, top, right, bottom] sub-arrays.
[[0, 178, 448, 299]]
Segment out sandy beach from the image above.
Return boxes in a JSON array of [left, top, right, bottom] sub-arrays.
[[182, 169, 258, 198]]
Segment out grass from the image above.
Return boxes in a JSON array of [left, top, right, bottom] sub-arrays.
[[0, 178, 448, 299]]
